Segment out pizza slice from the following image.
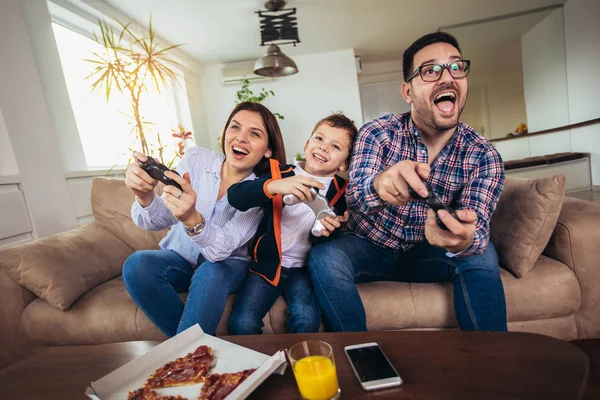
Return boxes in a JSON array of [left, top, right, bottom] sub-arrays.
[[127, 387, 189, 400], [197, 369, 256, 400], [144, 345, 215, 389]]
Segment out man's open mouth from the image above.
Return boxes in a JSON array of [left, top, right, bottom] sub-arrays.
[[433, 91, 456, 113]]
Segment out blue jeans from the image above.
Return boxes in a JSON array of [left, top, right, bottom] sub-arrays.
[[122, 249, 249, 337], [308, 233, 507, 332], [229, 267, 321, 335]]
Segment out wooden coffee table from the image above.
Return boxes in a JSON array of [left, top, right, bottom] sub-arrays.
[[0, 331, 589, 399]]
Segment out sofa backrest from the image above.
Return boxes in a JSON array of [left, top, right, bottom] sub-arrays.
[[91, 177, 167, 251]]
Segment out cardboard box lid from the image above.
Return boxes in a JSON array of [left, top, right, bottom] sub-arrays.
[[85, 324, 287, 400]]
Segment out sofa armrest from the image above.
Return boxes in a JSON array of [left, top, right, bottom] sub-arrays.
[[543, 197, 600, 338], [0, 222, 134, 311], [0, 270, 42, 368]]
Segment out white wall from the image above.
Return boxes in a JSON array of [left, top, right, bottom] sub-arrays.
[[460, 85, 488, 137], [521, 9, 570, 132], [484, 71, 528, 139], [0, 110, 19, 178], [358, 59, 403, 85], [564, 0, 600, 125], [21, 0, 87, 173], [201, 49, 363, 162], [494, 0, 600, 186], [564, 0, 600, 185], [358, 59, 409, 125], [184, 70, 211, 149], [0, 0, 78, 241], [0, 107, 30, 248], [359, 82, 410, 123]]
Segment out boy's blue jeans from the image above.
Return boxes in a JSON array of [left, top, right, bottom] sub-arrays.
[[229, 267, 321, 335], [308, 233, 507, 332], [122, 249, 249, 337]]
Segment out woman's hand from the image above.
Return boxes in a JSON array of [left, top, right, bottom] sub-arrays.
[[162, 171, 204, 229], [125, 152, 158, 207], [266, 175, 325, 201], [318, 211, 350, 237]]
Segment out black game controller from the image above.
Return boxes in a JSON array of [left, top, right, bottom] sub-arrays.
[[408, 180, 461, 231], [138, 157, 183, 191]]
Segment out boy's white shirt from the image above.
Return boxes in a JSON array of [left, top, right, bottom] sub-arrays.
[[280, 165, 334, 268]]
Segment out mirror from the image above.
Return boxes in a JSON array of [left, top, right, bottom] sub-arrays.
[[444, 6, 569, 140]]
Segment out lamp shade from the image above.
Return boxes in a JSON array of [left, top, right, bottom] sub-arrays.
[[254, 45, 298, 77]]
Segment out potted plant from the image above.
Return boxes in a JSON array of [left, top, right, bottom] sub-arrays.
[[217, 79, 285, 148], [86, 18, 189, 167]]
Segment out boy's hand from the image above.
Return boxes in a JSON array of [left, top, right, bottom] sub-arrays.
[[267, 175, 325, 201], [318, 211, 349, 237], [425, 209, 477, 253]]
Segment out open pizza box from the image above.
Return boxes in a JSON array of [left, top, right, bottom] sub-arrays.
[[85, 324, 288, 400]]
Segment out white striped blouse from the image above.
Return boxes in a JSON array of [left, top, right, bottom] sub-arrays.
[[131, 146, 263, 266]]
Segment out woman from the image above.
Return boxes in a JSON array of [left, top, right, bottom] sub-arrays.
[[122, 102, 286, 337]]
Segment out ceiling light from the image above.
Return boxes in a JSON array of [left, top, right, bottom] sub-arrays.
[[254, 45, 298, 77], [254, 0, 300, 77]]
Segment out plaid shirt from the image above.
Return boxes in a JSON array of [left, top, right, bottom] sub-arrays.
[[346, 112, 505, 257]]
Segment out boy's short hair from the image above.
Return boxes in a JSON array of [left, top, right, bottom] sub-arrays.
[[311, 112, 358, 154]]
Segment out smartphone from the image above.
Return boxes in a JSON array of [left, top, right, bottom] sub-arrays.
[[344, 342, 403, 391]]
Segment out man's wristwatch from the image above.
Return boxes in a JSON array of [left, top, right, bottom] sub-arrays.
[[185, 220, 205, 236]]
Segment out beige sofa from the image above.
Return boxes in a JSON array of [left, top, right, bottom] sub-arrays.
[[1, 176, 600, 369]]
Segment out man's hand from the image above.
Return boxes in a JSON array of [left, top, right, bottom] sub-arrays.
[[162, 171, 203, 229], [124, 151, 158, 207], [373, 160, 430, 206], [267, 175, 325, 201], [425, 208, 477, 253], [318, 211, 349, 237]]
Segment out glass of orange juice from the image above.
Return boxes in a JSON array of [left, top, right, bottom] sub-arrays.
[[287, 340, 340, 400]]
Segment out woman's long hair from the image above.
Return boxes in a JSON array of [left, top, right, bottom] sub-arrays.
[[220, 102, 286, 176]]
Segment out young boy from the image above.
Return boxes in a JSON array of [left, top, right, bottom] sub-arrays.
[[227, 113, 358, 334]]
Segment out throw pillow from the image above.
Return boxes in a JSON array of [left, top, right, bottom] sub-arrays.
[[490, 174, 566, 278], [0, 223, 134, 311], [92, 177, 167, 251]]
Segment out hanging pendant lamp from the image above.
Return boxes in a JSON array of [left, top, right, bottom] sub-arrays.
[[254, 44, 298, 77], [254, 0, 300, 77]]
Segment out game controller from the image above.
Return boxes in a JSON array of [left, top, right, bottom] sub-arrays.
[[407, 179, 461, 231], [138, 157, 183, 192], [283, 187, 337, 237]]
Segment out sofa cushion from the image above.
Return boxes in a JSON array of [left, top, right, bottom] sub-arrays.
[[22, 256, 580, 344], [20, 277, 273, 345], [0, 223, 134, 311], [92, 177, 167, 251], [490, 175, 565, 278], [22, 277, 165, 345], [268, 256, 580, 332]]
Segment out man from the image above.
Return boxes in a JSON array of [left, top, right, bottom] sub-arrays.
[[308, 32, 506, 332]]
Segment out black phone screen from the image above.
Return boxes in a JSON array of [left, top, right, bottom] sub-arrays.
[[345, 345, 398, 382]]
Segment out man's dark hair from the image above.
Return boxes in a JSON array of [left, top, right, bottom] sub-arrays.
[[402, 32, 462, 82]]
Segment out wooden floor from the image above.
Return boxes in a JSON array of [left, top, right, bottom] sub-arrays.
[[571, 339, 600, 399], [567, 186, 600, 203]]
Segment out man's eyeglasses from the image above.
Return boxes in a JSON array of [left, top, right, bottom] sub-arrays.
[[405, 60, 471, 83]]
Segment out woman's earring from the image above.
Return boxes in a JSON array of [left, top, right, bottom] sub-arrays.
[[265, 150, 272, 158]]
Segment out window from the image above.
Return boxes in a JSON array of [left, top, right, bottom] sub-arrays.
[[51, 22, 192, 169]]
